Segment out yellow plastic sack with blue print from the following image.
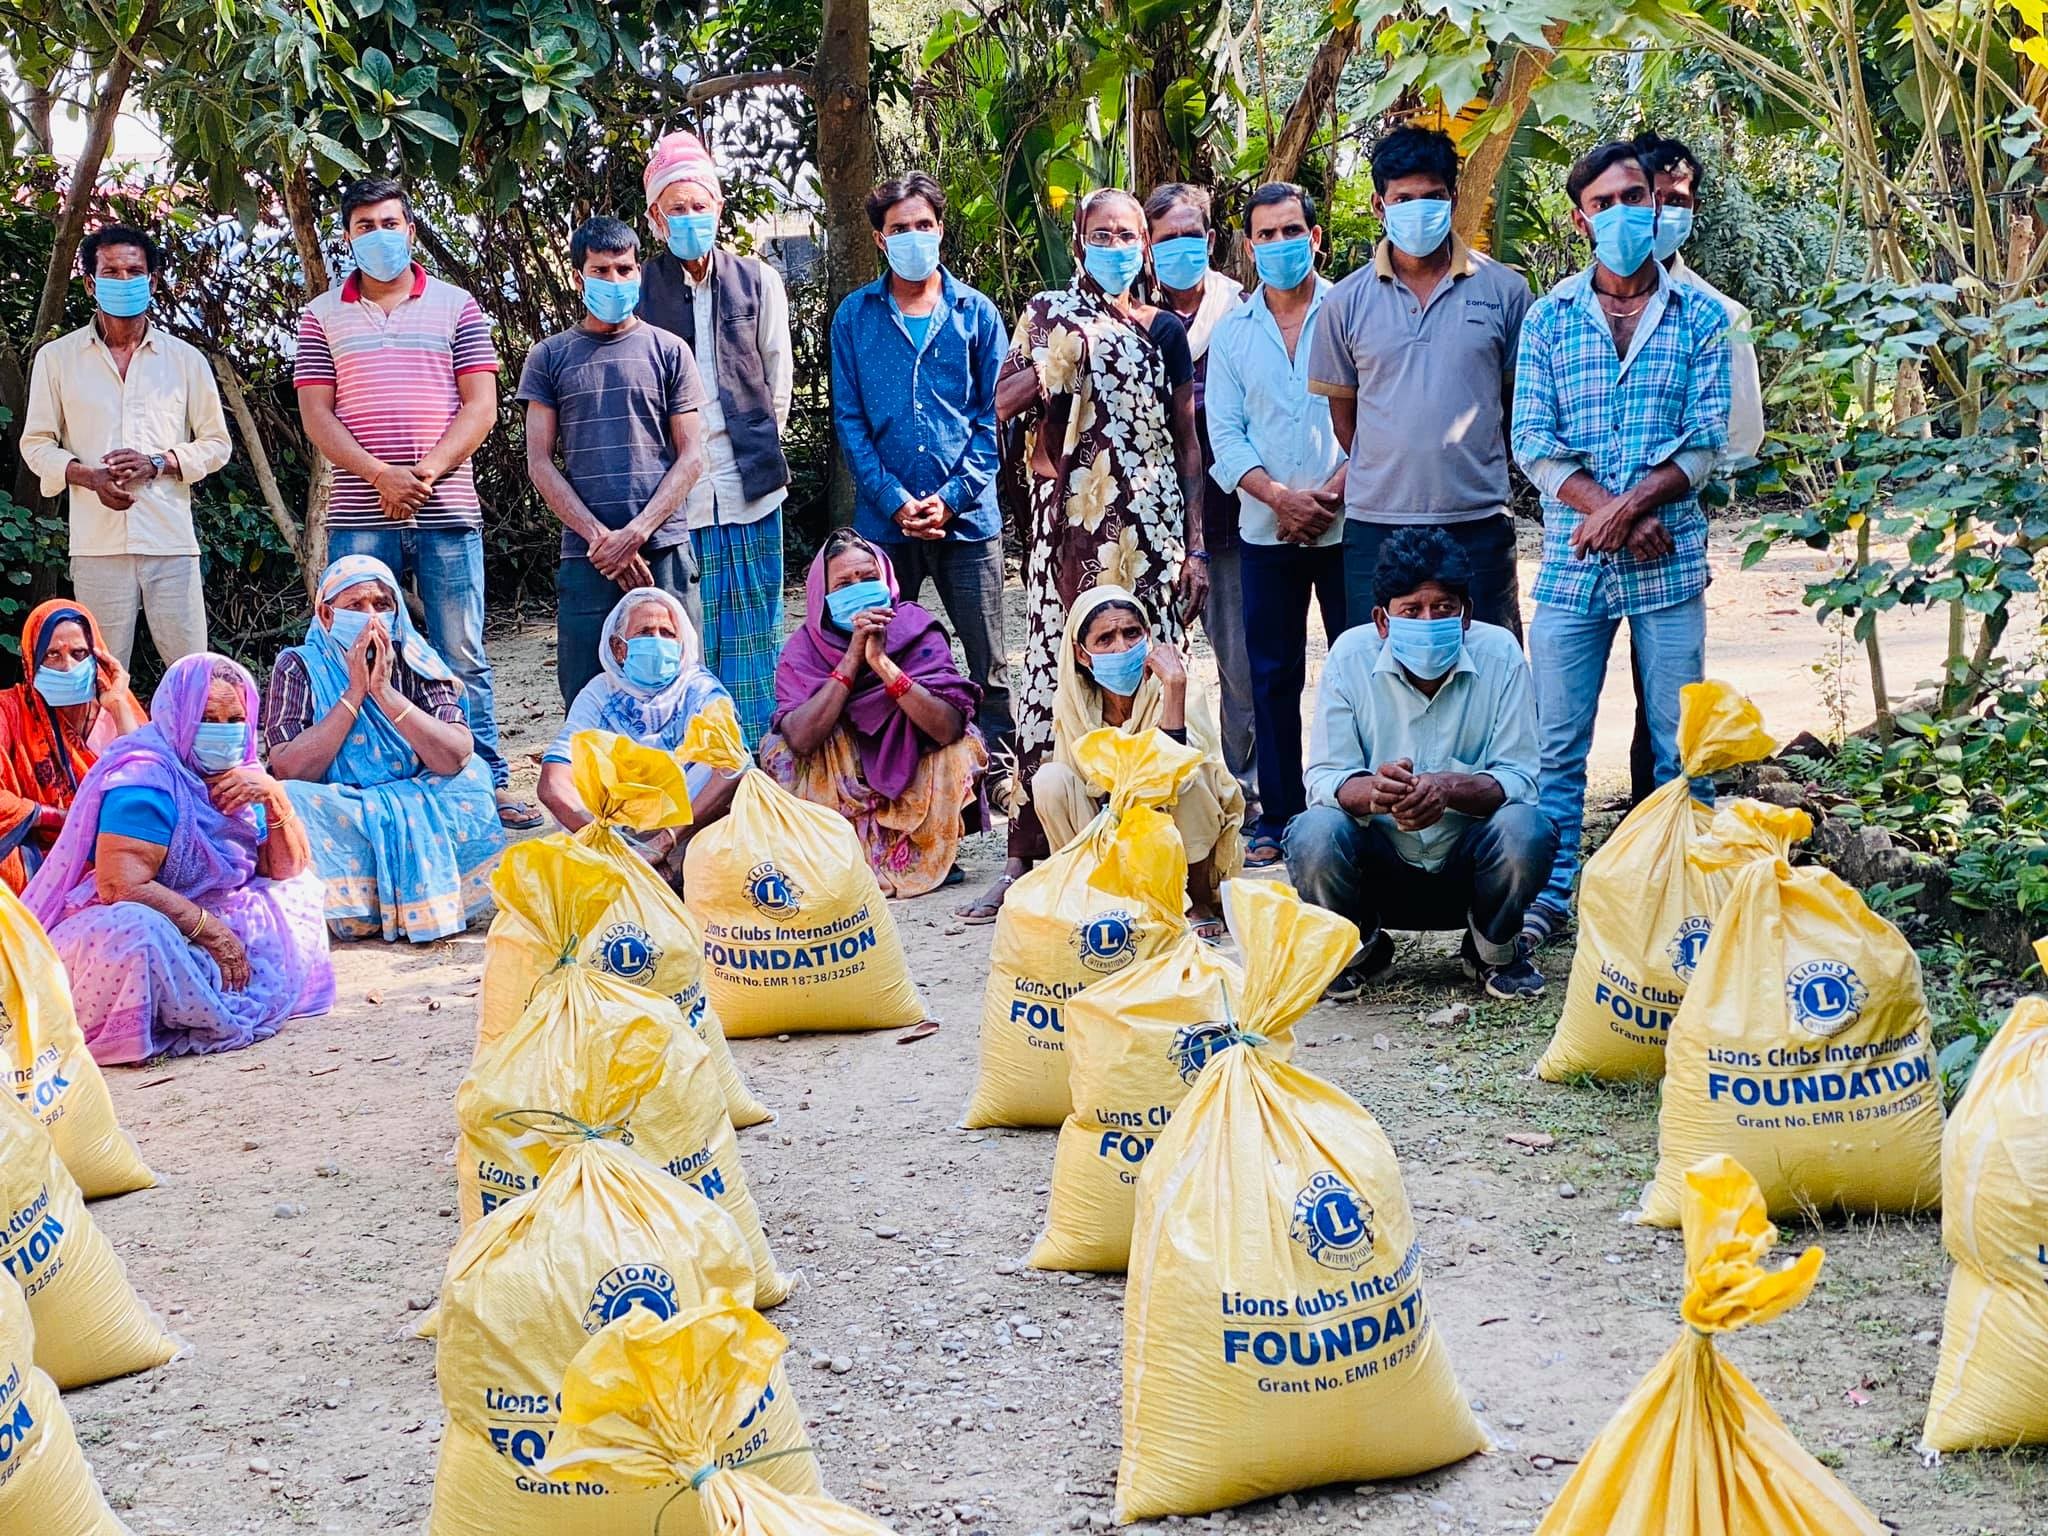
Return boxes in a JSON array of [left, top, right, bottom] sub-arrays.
[[428, 1117, 816, 1536], [1638, 856, 1942, 1226], [1116, 879, 1484, 1521], [966, 727, 1202, 1130], [0, 1268, 129, 1535], [478, 731, 770, 1129], [0, 881, 155, 1198], [1922, 989, 2048, 1452], [1538, 1154, 1884, 1536], [459, 840, 789, 1305], [679, 698, 923, 1036], [1543, 681, 1800, 1083], [544, 1297, 900, 1535]]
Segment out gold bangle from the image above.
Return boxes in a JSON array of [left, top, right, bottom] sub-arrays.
[[391, 701, 415, 727], [184, 909, 207, 940], [338, 696, 360, 719]]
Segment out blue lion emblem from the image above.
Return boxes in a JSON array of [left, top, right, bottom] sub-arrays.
[[745, 862, 804, 919], [1169, 1022, 1240, 1084], [1289, 1172, 1375, 1270], [1074, 909, 1140, 974], [595, 922, 660, 982], [1787, 960, 1866, 1037], [583, 1264, 679, 1335]]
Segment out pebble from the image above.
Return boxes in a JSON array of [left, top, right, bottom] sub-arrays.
[[874, 1227, 900, 1240], [246, 1458, 270, 1475], [830, 1355, 854, 1375], [240, 1139, 260, 1152], [1016, 1323, 1044, 1341], [405, 1295, 433, 1312], [1500, 1414, 1526, 1430], [437, 1206, 454, 1219], [272, 1202, 305, 1220], [1557, 1183, 1578, 1200], [315, 1162, 340, 1178]]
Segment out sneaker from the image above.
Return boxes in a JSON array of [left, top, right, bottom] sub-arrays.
[[1520, 903, 1565, 952], [1324, 930, 1396, 1003], [1460, 932, 1547, 1001]]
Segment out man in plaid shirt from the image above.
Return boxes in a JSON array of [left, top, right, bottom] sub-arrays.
[[1511, 139, 1732, 946]]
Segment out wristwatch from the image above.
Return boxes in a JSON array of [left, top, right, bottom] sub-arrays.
[[148, 453, 167, 479]]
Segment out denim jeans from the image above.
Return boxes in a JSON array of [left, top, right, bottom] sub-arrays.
[[884, 535, 1016, 760], [1239, 539, 1346, 840], [1202, 544, 1259, 816], [1341, 513, 1523, 639], [1284, 802, 1557, 966], [1528, 592, 1706, 919], [325, 525, 507, 788], [555, 545, 699, 709]]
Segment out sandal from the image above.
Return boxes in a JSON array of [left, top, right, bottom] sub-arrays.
[[897, 1018, 942, 1044], [942, 864, 966, 889], [495, 790, 545, 830], [955, 873, 1016, 926], [1244, 833, 1285, 870], [1192, 915, 1227, 944]]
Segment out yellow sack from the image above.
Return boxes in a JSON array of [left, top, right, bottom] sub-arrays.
[[0, 1090, 174, 1389], [1922, 993, 2048, 1451], [459, 842, 789, 1305], [965, 728, 1202, 1129], [1117, 879, 1483, 1520], [429, 1126, 816, 1536], [679, 698, 922, 1036], [0, 1274, 129, 1535], [1538, 1154, 1883, 1535], [0, 883, 155, 1198], [1638, 857, 1942, 1226], [1542, 681, 1803, 1083], [478, 733, 770, 1129], [545, 1297, 899, 1535]]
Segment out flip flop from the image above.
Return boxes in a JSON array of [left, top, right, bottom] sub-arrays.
[[495, 791, 545, 830], [1244, 833, 1285, 869], [955, 873, 1016, 926], [897, 1018, 941, 1044], [1193, 916, 1227, 944]]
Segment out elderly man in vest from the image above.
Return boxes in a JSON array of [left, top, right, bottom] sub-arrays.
[[638, 130, 795, 745]]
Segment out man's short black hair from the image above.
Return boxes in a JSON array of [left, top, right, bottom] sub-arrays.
[[570, 216, 640, 268], [80, 224, 161, 275], [1373, 527, 1473, 610], [1633, 130, 1705, 190], [1245, 180, 1317, 232], [1370, 126, 1460, 196], [867, 171, 948, 231], [1565, 141, 1652, 209], [339, 176, 412, 228]]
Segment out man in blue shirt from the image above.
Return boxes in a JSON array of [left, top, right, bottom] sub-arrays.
[[829, 171, 1012, 768]]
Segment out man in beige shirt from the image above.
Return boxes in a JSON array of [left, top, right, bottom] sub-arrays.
[[20, 223, 233, 668]]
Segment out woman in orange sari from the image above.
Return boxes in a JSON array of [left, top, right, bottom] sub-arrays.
[[0, 600, 147, 891]]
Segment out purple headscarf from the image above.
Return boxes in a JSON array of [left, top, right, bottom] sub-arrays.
[[770, 535, 980, 800], [24, 653, 264, 927]]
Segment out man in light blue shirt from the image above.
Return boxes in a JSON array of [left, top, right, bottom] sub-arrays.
[[1286, 527, 1556, 1002], [1205, 180, 1348, 863]]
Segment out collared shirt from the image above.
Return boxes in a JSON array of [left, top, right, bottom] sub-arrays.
[[21, 320, 233, 558], [1304, 619, 1539, 872], [1306, 237, 1531, 525], [1204, 278, 1345, 547], [1512, 265, 1732, 617], [1171, 271, 1247, 553], [829, 269, 1006, 545], [293, 263, 500, 531], [1670, 255, 1764, 466], [682, 259, 793, 529]]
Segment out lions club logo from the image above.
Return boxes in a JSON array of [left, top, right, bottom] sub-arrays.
[[583, 1263, 679, 1335], [1787, 960, 1866, 1037], [1669, 916, 1713, 982], [746, 862, 805, 919], [1169, 1022, 1240, 1085], [594, 921, 661, 982], [1073, 909, 1140, 974], [1289, 1172, 1375, 1270]]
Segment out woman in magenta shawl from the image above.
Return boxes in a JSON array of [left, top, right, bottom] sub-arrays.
[[24, 653, 335, 1065], [760, 528, 986, 897]]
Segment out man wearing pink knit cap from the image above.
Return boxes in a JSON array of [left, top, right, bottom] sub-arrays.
[[637, 128, 793, 746]]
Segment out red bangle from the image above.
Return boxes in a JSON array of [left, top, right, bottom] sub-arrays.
[[885, 672, 915, 700], [827, 670, 853, 690]]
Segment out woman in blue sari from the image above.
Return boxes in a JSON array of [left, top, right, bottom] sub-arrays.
[[261, 555, 505, 942]]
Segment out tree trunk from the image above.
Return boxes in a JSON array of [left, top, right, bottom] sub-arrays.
[[279, 164, 334, 581], [815, 0, 876, 526], [24, 81, 55, 154], [1267, 22, 1359, 184], [1134, 21, 1205, 191], [1451, 27, 1564, 249]]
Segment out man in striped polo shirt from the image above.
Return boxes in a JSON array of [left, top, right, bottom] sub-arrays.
[[294, 176, 540, 828]]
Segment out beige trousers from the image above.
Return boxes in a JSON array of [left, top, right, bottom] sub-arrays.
[[69, 554, 207, 670]]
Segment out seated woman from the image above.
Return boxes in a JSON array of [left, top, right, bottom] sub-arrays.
[[536, 587, 739, 884], [262, 556, 505, 943], [0, 599, 148, 892], [761, 529, 986, 898], [23, 653, 335, 1065], [1034, 584, 1244, 937]]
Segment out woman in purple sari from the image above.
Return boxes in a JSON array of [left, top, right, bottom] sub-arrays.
[[24, 653, 335, 1065]]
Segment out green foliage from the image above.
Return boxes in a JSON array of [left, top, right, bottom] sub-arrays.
[[0, 408, 67, 657], [1916, 934, 2011, 1101]]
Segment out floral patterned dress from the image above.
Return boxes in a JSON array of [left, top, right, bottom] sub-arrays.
[[1000, 272, 1191, 860]]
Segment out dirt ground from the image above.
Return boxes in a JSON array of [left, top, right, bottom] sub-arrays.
[[68, 524, 2048, 1534]]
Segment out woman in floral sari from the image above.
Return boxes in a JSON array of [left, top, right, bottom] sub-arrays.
[[961, 187, 1210, 922]]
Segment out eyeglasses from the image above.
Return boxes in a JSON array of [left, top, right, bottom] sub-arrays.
[[1082, 229, 1144, 248]]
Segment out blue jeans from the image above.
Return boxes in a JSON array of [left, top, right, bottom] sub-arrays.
[[1528, 592, 1706, 919], [1239, 539, 1346, 839], [1284, 803, 1557, 966], [325, 525, 507, 788], [885, 535, 1015, 758], [556, 545, 699, 709]]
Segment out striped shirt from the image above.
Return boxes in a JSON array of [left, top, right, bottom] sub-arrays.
[[293, 264, 500, 530]]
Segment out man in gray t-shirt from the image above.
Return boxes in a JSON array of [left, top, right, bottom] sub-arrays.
[[1307, 126, 1532, 637], [520, 215, 708, 705]]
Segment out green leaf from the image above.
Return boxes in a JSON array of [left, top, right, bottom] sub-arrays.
[[307, 132, 371, 173], [520, 81, 551, 115], [393, 108, 460, 144]]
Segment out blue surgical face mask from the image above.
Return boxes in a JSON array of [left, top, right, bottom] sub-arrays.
[[1382, 199, 1452, 259], [1385, 615, 1466, 680], [1252, 235, 1315, 292], [93, 274, 153, 318], [582, 274, 641, 324], [623, 635, 684, 690], [349, 227, 413, 283], [666, 212, 718, 262], [826, 579, 892, 629], [326, 606, 379, 649], [33, 659, 96, 707], [189, 720, 249, 774], [1653, 205, 1695, 263], [1588, 203, 1658, 277], [1083, 243, 1145, 297], [884, 231, 941, 283], [1150, 235, 1209, 292], [1086, 639, 1150, 697]]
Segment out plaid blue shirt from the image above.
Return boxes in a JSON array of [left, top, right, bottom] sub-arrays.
[[1512, 266, 1731, 616]]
